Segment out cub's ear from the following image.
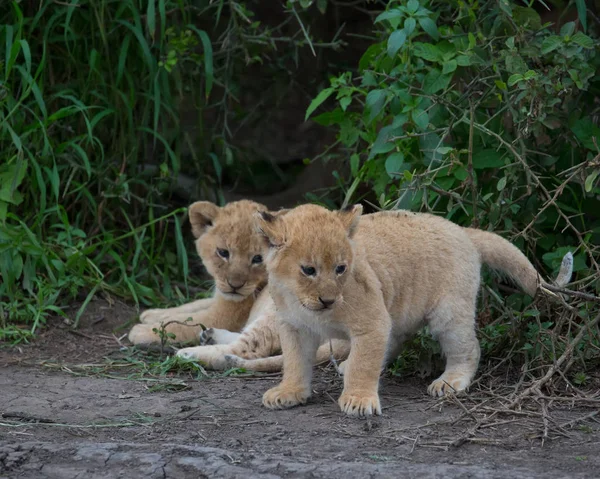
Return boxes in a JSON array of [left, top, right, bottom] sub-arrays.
[[254, 210, 286, 247], [188, 201, 220, 238], [337, 204, 363, 238]]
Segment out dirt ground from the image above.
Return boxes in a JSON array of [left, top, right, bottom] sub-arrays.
[[1, 300, 599, 478]]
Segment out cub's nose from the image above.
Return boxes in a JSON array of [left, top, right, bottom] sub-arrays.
[[227, 279, 246, 290], [319, 297, 336, 308]]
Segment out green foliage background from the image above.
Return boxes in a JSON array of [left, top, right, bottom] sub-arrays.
[[1, 0, 599, 376]]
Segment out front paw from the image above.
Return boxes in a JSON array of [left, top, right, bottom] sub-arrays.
[[262, 385, 310, 410], [128, 324, 161, 346], [338, 390, 381, 417]]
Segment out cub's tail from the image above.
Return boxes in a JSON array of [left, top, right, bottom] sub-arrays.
[[465, 229, 573, 296]]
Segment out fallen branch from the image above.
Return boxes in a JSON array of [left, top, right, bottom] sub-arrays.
[[508, 312, 600, 409]]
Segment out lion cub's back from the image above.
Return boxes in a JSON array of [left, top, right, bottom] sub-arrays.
[[355, 210, 480, 287]]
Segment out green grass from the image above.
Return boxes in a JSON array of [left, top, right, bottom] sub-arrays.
[[40, 347, 253, 389], [0, 0, 216, 341]]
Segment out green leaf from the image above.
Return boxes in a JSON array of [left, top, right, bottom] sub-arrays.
[[18, 39, 31, 74], [385, 152, 406, 178], [412, 42, 441, 62], [571, 31, 594, 49], [387, 29, 407, 57], [305, 87, 334, 120], [442, 60, 457, 74], [0, 161, 27, 205], [407, 0, 419, 14], [350, 154, 360, 177], [507, 74, 523, 87], [585, 170, 599, 193], [312, 108, 345, 126], [146, 0, 156, 40], [375, 9, 403, 24], [453, 166, 468, 181], [419, 132, 443, 165], [568, 69, 583, 89], [512, 6, 541, 29], [472, 150, 505, 169], [455, 55, 471, 66], [495, 80, 507, 91], [418, 17, 439, 41], [340, 96, 352, 111], [365, 89, 387, 123], [422, 69, 451, 94], [404, 17, 416, 35], [571, 118, 600, 150], [505, 53, 527, 74], [340, 118, 359, 147], [187, 26, 214, 98], [412, 109, 429, 131], [541, 35, 562, 54], [497, 176, 507, 191], [468, 32, 476, 49], [359, 43, 383, 72], [369, 125, 402, 159], [576, 0, 587, 31], [560, 21, 575, 37]]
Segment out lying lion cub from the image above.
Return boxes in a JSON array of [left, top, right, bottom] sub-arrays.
[[128, 200, 271, 347], [254, 204, 572, 417]]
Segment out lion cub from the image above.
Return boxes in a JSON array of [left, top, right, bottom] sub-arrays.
[[256, 204, 572, 417], [128, 200, 269, 346]]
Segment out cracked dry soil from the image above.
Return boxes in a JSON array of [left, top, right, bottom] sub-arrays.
[[0, 300, 599, 478]]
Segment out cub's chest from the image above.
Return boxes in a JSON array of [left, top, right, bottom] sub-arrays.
[[279, 307, 349, 341]]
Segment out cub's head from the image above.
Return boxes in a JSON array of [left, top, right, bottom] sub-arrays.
[[255, 203, 362, 313], [189, 200, 270, 301]]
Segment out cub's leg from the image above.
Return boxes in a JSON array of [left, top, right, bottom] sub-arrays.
[[338, 307, 391, 417], [337, 334, 403, 375], [427, 300, 480, 397], [177, 311, 282, 369], [226, 338, 350, 373], [262, 322, 319, 410], [128, 296, 253, 347], [140, 297, 214, 324]]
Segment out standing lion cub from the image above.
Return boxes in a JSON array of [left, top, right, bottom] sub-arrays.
[[256, 204, 572, 417]]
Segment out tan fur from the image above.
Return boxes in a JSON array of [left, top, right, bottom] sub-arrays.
[[128, 200, 269, 346], [252, 205, 572, 417]]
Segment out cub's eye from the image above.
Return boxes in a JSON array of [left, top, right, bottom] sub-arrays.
[[335, 264, 347, 275], [301, 266, 316, 276], [217, 248, 229, 259], [252, 255, 263, 264]]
